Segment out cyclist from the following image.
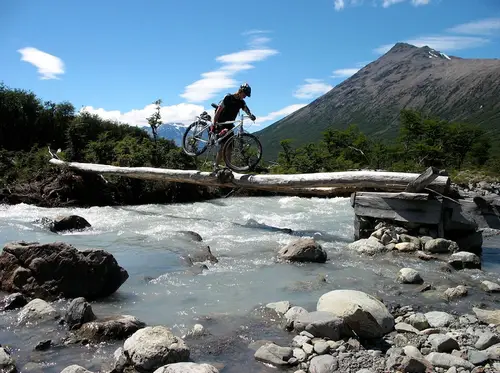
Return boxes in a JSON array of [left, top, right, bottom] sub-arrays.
[[211, 83, 256, 170]]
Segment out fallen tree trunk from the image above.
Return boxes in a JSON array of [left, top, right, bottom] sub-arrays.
[[48, 159, 451, 195]]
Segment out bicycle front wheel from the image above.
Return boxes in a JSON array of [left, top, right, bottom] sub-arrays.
[[182, 121, 210, 156], [223, 133, 263, 172]]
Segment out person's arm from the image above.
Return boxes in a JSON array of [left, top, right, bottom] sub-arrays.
[[242, 102, 256, 121], [213, 105, 223, 124]]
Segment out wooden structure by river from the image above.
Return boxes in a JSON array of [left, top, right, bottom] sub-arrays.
[[48, 158, 500, 245]]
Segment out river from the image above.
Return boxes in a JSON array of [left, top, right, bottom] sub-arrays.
[[1, 196, 499, 372]]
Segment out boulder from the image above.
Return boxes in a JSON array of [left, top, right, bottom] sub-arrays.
[[65, 297, 96, 330], [72, 315, 146, 342], [60, 366, 93, 373], [278, 238, 327, 263], [396, 268, 423, 284], [17, 298, 59, 324], [254, 343, 293, 367], [443, 285, 468, 301], [309, 355, 338, 373], [447, 252, 481, 270], [123, 326, 190, 372], [265, 301, 291, 316], [316, 289, 394, 338], [346, 238, 386, 255], [0, 241, 128, 301], [424, 239, 458, 254], [424, 311, 455, 328], [0, 292, 27, 311], [153, 363, 219, 373], [186, 246, 218, 264], [481, 280, 500, 293], [473, 307, 500, 325], [49, 215, 91, 233], [0, 347, 17, 373], [293, 311, 345, 340]]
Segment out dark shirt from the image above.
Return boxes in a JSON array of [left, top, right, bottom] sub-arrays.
[[216, 94, 247, 127]]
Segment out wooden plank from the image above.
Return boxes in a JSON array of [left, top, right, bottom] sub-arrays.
[[354, 194, 442, 224], [405, 166, 441, 193], [48, 159, 452, 195], [354, 192, 430, 200]]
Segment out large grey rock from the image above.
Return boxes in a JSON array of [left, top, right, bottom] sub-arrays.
[[467, 349, 489, 365], [475, 331, 500, 350], [153, 362, 219, 373], [265, 301, 290, 316], [443, 285, 468, 301], [74, 314, 146, 342], [123, 326, 190, 372], [278, 238, 327, 263], [396, 268, 423, 284], [346, 238, 386, 255], [481, 280, 500, 293], [60, 366, 93, 373], [316, 289, 394, 338], [0, 347, 17, 373], [424, 311, 455, 328], [448, 252, 481, 270], [308, 355, 338, 373], [293, 311, 345, 340], [473, 307, 500, 325], [49, 215, 91, 233], [424, 239, 458, 254], [428, 334, 459, 353], [406, 313, 430, 330], [254, 343, 293, 366], [425, 352, 474, 369], [284, 306, 309, 329], [0, 241, 128, 301], [0, 293, 27, 311], [17, 298, 58, 324], [65, 297, 96, 330], [485, 343, 500, 360]]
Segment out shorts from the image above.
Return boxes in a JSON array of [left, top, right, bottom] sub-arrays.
[[216, 123, 234, 145]]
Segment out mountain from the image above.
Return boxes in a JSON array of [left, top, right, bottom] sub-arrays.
[[141, 123, 188, 146], [255, 42, 500, 161]]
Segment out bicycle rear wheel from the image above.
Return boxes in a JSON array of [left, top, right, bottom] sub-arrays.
[[182, 121, 210, 156], [222, 133, 263, 172]]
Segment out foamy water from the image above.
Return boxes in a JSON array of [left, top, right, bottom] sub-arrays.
[[1, 196, 499, 372]]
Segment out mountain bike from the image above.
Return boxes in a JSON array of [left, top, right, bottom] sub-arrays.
[[182, 103, 263, 172]]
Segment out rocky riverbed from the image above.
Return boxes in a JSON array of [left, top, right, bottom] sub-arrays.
[[1, 216, 500, 373]]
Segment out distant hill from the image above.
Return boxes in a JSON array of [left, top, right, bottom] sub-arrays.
[[255, 42, 500, 161], [141, 123, 187, 146]]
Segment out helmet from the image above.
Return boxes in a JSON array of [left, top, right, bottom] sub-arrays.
[[239, 83, 251, 97]]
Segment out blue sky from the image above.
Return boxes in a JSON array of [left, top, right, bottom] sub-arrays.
[[1, 0, 500, 130]]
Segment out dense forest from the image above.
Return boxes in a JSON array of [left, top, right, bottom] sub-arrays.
[[0, 82, 498, 206], [0, 82, 215, 206], [272, 109, 498, 183]]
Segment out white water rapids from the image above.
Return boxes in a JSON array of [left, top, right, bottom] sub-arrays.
[[1, 196, 499, 372]]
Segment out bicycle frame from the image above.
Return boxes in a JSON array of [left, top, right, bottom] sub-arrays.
[[192, 112, 252, 149]]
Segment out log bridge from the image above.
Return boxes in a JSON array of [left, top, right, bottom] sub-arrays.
[[48, 158, 500, 248]]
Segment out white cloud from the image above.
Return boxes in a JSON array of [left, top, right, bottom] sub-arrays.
[[382, 0, 405, 7], [293, 79, 333, 99], [411, 0, 430, 5], [447, 17, 500, 35], [254, 104, 307, 126], [331, 68, 360, 78], [374, 35, 489, 54], [334, 0, 345, 11], [335, 0, 430, 10], [81, 102, 207, 127], [17, 47, 65, 80], [180, 34, 278, 103]]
